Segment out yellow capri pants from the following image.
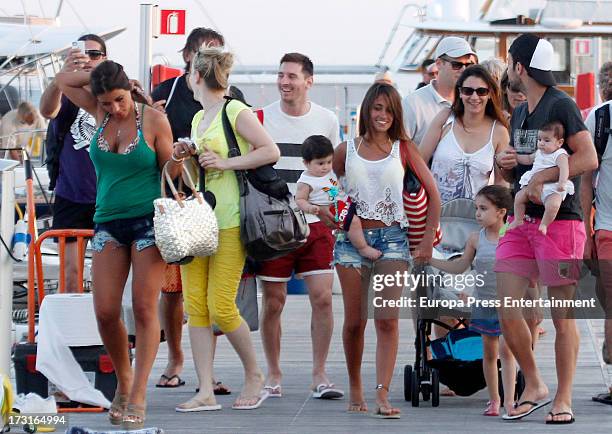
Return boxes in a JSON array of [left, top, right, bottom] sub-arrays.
[[180, 227, 246, 332]]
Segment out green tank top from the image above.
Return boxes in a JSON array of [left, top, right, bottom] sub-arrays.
[[89, 105, 160, 223]]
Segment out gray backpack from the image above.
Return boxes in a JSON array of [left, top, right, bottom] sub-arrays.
[[221, 98, 309, 261]]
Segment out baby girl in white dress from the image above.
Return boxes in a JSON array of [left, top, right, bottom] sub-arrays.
[[510, 120, 574, 235]]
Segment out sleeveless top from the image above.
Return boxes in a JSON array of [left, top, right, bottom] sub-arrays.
[[89, 105, 160, 223], [191, 99, 250, 230], [431, 116, 496, 203], [344, 138, 408, 227], [519, 148, 573, 191], [472, 229, 498, 300]]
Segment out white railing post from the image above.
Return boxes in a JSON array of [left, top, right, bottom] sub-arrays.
[[0, 164, 17, 375]]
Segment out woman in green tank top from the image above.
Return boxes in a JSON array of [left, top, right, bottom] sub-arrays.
[[56, 60, 182, 429]]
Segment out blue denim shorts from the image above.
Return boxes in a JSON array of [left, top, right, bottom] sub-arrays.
[[333, 224, 411, 268], [91, 213, 156, 253]]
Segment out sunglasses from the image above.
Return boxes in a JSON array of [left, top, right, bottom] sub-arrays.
[[85, 50, 105, 60], [441, 56, 475, 70], [460, 86, 490, 96]]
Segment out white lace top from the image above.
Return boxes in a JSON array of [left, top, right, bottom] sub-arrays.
[[344, 138, 408, 228]]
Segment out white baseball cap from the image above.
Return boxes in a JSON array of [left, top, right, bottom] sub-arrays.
[[509, 34, 556, 87], [435, 36, 477, 60]]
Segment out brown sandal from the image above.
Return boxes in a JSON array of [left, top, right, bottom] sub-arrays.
[[108, 394, 128, 425], [122, 403, 146, 430]]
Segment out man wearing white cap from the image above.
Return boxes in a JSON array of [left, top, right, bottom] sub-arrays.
[[402, 36, 477, 147], [494, 34, 598, 424]]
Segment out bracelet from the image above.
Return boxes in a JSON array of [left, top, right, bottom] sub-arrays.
[[494, 154, 504, 171], [171, 153, 185, 163]]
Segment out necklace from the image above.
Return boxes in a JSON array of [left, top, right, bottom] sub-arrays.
[[363, 136, 392, 155]]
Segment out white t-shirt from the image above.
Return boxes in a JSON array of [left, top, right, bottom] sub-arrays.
[[0, 109, 46, 157], [402, 81, 451, 146], [586, 101, 612, 231], [297, 171, 339, 223], [262, 100, 340, 194]]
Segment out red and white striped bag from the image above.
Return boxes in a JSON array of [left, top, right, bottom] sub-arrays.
[[399, 141, 442, 251], [402, 187, 442, 251]]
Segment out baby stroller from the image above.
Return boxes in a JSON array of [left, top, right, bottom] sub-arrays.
[[404, 198, 525, 407]]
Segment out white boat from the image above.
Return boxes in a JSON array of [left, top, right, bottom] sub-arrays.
[[380, 0, 612, 98]]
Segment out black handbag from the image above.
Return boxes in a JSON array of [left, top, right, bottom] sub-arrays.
[[221, 97, 309, 261]]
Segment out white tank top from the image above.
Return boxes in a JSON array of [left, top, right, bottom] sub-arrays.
[[430, 117, 496, 203], [344, 138, 408, 227]]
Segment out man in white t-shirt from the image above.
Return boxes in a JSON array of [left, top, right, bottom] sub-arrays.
[[402, 36, 477, 147], [257, 52, 344, 400]]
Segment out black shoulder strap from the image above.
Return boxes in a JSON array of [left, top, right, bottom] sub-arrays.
[[594, 103, 611, 163], [221, 97, 241, 156], [221, 97, 247, 195]]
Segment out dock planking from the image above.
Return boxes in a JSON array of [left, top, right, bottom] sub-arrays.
[[63, 295, 611, 433]]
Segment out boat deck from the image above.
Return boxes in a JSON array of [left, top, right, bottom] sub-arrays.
[[46, 295, 612, 433]]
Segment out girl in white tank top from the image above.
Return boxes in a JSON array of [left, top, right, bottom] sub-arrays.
[[344, 138, 408, 227]]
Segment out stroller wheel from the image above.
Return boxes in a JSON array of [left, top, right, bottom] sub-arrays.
[[404, 365, 413, 401], [431, 368, 440, 407], [422, 379, 431, 402], [411, 369, 420, 407]]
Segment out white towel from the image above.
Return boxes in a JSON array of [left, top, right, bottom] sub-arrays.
[[35, 294, 110, 408]]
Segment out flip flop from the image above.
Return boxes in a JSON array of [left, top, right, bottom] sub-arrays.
[[214, 381, 232, 395], [370, 405, 401, 419], [592, 392, 612, 405], [195, 381, 232, 395], [545, 411, 575, 424], [264, 384, 282, 398], [502, 399, 551, 420], [347, 402, 368, 414], [312, 383, 344, 399], [175, 397, 222, 413], [232, 390, 269, 410], [156, 374, 186, 388]]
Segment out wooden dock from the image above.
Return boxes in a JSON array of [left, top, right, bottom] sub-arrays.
[[62, 294, 612, 433]]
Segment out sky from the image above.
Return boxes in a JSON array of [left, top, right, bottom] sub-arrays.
[[2, 0, 430, 77]]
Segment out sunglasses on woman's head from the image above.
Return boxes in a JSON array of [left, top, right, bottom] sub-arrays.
[[460, 86, 490, 96], [85, 50, 105, 60], [441, 56, 475, 70]]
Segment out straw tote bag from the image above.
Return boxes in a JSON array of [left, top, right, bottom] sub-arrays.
[[154, 161, 219, 264]]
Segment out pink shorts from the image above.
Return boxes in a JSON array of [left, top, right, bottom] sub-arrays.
[[257, 221, 335, 282], [495, 217, 586, 287]]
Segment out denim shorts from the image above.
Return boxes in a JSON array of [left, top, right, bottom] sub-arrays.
[[91, 213, 156, 253], [333, 224, 411, 268]]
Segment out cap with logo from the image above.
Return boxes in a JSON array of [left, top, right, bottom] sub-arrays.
[[509, 34, 556, 87], [434, 36, 477, 60]]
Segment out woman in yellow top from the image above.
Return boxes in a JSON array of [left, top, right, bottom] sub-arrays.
[[172, 46, 280, 412]]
